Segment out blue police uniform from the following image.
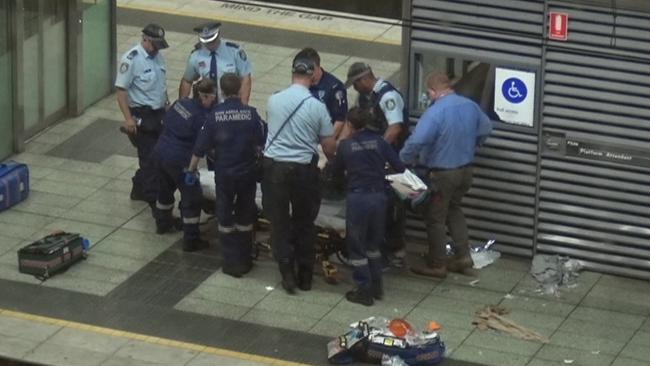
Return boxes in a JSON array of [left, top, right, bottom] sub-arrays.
[[332, 129, 405, 297], [194, 97, 266, 276], [183, 41, 252, 103], [310, 70, 347, 125], [262, 81, 333, 292], [358, 78, 409, 264], [151, 98, 210, 245], [115, 43, 168, 203]]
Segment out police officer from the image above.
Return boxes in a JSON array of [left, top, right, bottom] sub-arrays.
[[345, 62, 409, 268], [179, 22, 252, 104], [151, 79, 217, 252], [115, 23, 169, 205], [188, 73, 266, 277], [262, 58, 337, 294], [293, 47, 348, 139]]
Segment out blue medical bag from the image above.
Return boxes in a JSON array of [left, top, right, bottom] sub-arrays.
[[0, 161, 30, 212]]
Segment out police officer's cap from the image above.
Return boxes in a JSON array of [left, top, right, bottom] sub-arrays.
[[142, 23, 169, 50], [194, 22, 222, 43], [345, 62, 372, 87], [292, 58, 315, 75]]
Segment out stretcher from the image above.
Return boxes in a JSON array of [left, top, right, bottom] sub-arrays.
[[199, 169, 349, 282]]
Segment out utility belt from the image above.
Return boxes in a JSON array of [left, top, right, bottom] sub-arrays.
[[129, 105, 165, 133], [349, 186, 385, 194], [263, 153, 318, 168], [428, 162, 472, 173]]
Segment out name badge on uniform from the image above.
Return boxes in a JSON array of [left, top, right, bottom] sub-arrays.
[[198, 61, 206, 68]]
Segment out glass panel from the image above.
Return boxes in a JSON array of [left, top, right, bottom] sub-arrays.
[[42, 0, 67, 117], [0, 1, 13, 159], [22, 0, 40, 131], [412, 51, 538, 128], [82, 0, 111, 109]]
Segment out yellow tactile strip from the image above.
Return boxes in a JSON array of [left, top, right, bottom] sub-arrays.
[[0, 308, 310, 366]]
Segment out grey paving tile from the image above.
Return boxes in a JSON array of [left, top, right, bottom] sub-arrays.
[[598, 274, 650, 293], [189, 284, 269, 308], [611, 357, 650, 366], [0, 235, 23, 255], [13, 200, 70, 217], [240, 308, 319, 332], [263, 278, 346, 307], [568, 307, 645, 330], [0, 221, 40, 240], [642, 318, 650, 333], [334, 288, 419, 317], [37, 219, 116, 244], [0, 316, 60, 342], [186, 353, 269, 366], [101, 178, 134, 194], [61, 262, 132, 285], [499, 294, 576, 317], [0, 210, 55, 228], [47, 327, 129, 354], [44, 170, 112, 188], [57, 161, 128, 178], [322, 302, 410, 325], [202, 267, 281, 292], [61, 209, 131, 227], [382, 271, 439, 294], [436, 326, 473, 355], [122, 211, 159, 233], [309, 319, 349, 338], [431, 283, 507, 305], [20, 190, 83, 209], [526, 359, 584, 366], [443, 266, 525, 293], [0, 335, 41, 359], [100, 356, 168, 366], [174, 296, 250, 320], [27, 165, 58, 179], [619, 331, 650, 362], [487, 254, 532, 273], [535, 344, 614, 366], [463, 330, 543, 356], [12, 152, 67, 168], [113, 340, 198, 365], [549, 331, 626, 356], [254, 293, 332, 319], [451, 345, 530, 366], [406, 306, 476, 331], [418, 295, 487, 317], [102, 228, 179, 245], [84, 252, 150, 273], [582, 283, 650, 316], [0, 263, 45, 285], [101, 155, 138, 168], [42, 275, 120, 296], [25, 341, 110, 366], [31, 179, 98, 199]]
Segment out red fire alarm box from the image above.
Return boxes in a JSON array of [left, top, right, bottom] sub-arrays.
[[549, 12, 569, 41]]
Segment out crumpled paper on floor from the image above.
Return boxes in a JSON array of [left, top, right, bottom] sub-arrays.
[[473, 305, 549, 343], [530, 254, 583, 296]]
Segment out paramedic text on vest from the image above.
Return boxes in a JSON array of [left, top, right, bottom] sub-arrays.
[[188, 73, 267, 278], [115, 23, 169, 205], [262, 57, 337, 295], [294, 47, 348, 140], [179, 22, 253, 104]]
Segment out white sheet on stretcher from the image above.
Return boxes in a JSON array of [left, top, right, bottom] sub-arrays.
[[199, 169, 347, 233]]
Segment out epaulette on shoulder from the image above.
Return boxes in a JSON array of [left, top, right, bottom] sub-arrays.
[[225, 41, 240, 49], [126, 49, 138, 60], [191, 42, 202, 53]]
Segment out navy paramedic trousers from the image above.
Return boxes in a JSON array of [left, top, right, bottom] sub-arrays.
[[130, 107, 164, 203], [153, 159, 202, 241], [346, 189, 386, 290]]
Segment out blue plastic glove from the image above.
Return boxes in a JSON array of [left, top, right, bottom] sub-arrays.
[[184, 170, 198, 186]]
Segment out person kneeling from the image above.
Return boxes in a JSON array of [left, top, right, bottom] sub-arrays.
[[331, 107, 405, 306]]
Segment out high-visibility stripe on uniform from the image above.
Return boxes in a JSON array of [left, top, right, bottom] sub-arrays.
[[348, 258, 369, 267], [183, 217, 200, 224], [156, 201, 174, 210], [367, 250, 381, 259], [234, 224, 253, 232], [218, 224, 235, 233]]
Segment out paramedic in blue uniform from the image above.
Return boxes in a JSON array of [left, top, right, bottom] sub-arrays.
[[188, 73, 266, 277], [179, 22, 253, 104], [115, 24, 169, 204], [293, 47, 348, 139], [332, 107, 405, 306], [345, 62, 408, 268], [262, 58, 337, 294], [400, 72, 492, 279], [151, 79, 217, 252]]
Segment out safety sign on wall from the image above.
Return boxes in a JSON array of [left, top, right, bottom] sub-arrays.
[[494, 68, 536, 127]]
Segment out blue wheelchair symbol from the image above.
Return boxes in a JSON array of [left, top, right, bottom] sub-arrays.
[[502, 77, 527, 104]]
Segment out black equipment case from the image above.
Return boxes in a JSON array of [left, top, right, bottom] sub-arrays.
[[17, 232, 86, 280]]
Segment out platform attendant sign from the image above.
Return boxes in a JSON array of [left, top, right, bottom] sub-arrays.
[[494, 68, 536, 127]]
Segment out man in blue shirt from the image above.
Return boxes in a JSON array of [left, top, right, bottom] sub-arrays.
[[115, 24, 169, 205], [179, 22, 252, 104], [263, 57, 336, 294], [401, 72, 492, 278], [332, 107, 405, 306], [188, 73, 266, 277], [151, 79, 217, 252], [294, 47, 348, 139]]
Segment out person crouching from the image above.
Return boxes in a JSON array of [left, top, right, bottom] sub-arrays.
[[331, 107, 405, 306]]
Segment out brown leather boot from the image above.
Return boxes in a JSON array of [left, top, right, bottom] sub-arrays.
[[411, 264, 447, 279], [447, 254, 476, 275]]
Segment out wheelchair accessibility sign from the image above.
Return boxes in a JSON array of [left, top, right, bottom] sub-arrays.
[[494, 68, 535, 127]]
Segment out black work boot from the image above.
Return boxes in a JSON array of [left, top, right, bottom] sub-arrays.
[[156, 218, 182, 235], [223, 262, 253, 278], [297, 265, 313, 291], [371, 280, 384, 300], [279, 263, 297, 295], [345, 288, 374, 306], [447, 254, 477, 276]]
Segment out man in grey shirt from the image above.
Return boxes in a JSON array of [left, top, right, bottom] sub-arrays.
[[262, 57, 336, 294]]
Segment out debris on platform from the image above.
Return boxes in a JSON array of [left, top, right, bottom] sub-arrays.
[[530, 254, 583, 296], [470, 239, 500, 269], [473, 305, 549, 343]]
